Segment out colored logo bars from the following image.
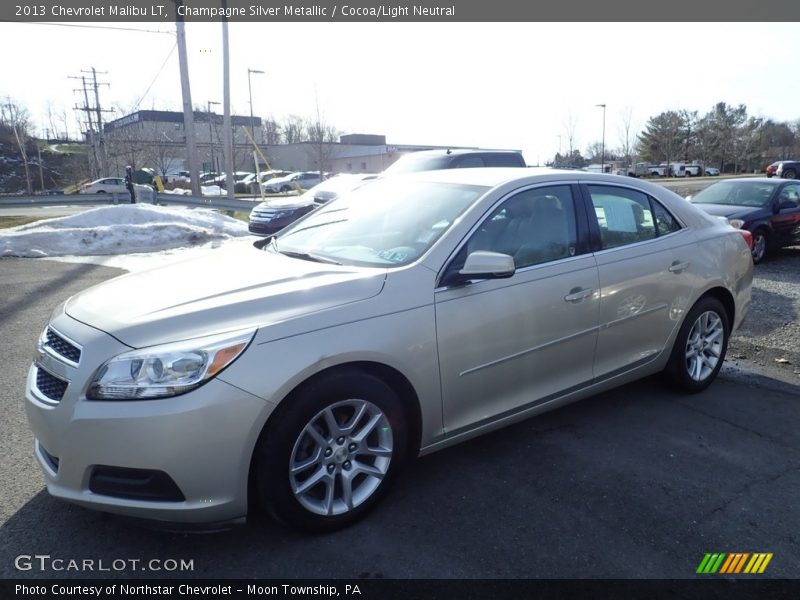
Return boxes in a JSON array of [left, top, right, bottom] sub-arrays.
[[696, 553, 773, 574]]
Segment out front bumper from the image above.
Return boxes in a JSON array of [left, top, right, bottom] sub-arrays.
[[24, 314, 273, 524]]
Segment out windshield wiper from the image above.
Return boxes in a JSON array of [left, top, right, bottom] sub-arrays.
[[278, 249, 342, 265]]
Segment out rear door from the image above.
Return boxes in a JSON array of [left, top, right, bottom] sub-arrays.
[[581, 183, 694, 379]]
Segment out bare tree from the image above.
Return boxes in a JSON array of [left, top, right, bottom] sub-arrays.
[[617, 106, 636, 166], [306, 98, 339, 175], [282, 114, 308, 144], [262, 116, 282, 145], [562, 111, 579, 156], [1, 97, 33, 193]]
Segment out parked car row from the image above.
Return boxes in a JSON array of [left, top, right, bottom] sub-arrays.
[[766, 160, 800, 179]]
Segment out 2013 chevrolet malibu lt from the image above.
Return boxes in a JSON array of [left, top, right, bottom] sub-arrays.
[[25, 169, 753, 531]]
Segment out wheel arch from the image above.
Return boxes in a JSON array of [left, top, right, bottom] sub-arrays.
[[697, 286, 735, 330], [247, 360, 423, 510]]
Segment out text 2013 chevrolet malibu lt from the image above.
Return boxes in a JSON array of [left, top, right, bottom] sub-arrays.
[[26, 169, 753, 531]]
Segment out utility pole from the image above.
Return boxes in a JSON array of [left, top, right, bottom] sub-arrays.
[[175, 0, 201, 197], [207, 100, 220, 173], [84, 67, 110, 175], [221, 1, 235, 200], [71, 75, 98, 179], [595, 103, 606, 174], [247, 68, 264, 146]]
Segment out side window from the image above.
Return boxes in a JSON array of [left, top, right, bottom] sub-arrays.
[[454, 156, 485, 168], [463, 185, 578, 269], [779, 184, 800, 206], [588, 185, 657, 249], [651, 198, 682, 236]]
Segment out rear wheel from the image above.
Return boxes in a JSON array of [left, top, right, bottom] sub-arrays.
[[665, 297, 729, 393], [782, 168, 797, 180], [252, 370, 407, 532]]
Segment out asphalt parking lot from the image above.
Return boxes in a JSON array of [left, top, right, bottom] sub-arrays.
[[1, 257, 799, 580]]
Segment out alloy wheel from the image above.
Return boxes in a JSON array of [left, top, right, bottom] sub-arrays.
[[289, 399, 393, 516], [684, 310, 724, 382]]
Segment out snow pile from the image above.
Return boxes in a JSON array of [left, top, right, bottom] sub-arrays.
[[161, 185, 225, 196], [1, 204, 251, 258]]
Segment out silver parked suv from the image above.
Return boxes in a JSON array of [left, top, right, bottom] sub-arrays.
[[26, 168, 752, 531]]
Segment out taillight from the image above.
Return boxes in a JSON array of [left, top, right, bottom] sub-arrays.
[[738, 229, 753, 249]]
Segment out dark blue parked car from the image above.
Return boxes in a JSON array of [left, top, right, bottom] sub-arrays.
[[690, 178, 800, 263]]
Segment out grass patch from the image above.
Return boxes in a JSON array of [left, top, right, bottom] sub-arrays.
[[51, 144, 88, 155], [0, 216, 45, 229], [218, 210, 252, 222]]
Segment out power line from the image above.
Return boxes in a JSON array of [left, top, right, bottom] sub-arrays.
[[13, 21, 174, 35], [131, 42, 178, 111]]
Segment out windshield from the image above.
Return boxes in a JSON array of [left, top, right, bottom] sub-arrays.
[[273, 178, 486, 267], [692, 181, 778, 208]]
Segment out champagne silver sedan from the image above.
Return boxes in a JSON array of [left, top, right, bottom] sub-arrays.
[[25, 168, 753, 531]]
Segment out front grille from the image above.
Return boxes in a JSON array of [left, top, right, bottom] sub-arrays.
[[45, 328, 81, 364], [35, 366, 68, 403]]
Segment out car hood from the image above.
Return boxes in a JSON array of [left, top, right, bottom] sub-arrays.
[[257, 195, 311, 210], [65, 245, 386, 348], [691, 203, 759, 219]]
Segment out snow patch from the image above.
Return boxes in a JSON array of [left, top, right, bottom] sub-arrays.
[[1, 204, 251, 258]]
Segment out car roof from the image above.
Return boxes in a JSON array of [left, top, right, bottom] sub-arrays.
[[401, 148, 522, 158], [385, 166, 635, 188]]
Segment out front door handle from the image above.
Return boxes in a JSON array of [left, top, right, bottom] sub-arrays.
[[564, 287, 594, 303], [668, 261, 690, 273]]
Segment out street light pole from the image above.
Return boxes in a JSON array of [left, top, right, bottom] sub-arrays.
[[207, 100, 220, 174], [247, 68, 264, 145], [596, 103, 606, 174]]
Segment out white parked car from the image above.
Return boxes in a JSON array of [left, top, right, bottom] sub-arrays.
[[78, 177, 128, 194], [705, 167, 721, 176], [263, 171, 325, 193], [26, 169, 752, 532]]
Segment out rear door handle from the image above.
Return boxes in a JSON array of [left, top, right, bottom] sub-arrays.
[[564, 287, 594, 303], [668, 261, 690, 273]]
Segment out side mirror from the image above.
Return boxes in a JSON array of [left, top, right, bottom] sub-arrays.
[[444, 251, 516, 287], [778, 200, 797, 211]]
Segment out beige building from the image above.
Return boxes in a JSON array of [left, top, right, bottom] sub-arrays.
[[263, 134, 476, 174], [104, 114, 474, 178]]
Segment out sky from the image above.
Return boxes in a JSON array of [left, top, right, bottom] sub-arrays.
[[1, 22, 799, 165]]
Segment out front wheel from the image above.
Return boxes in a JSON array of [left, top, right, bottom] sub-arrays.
[[751, 229, 769, 264], [665, 297, 730, 393], [252, 371, 407, 532], [782, 169, 797, 180]]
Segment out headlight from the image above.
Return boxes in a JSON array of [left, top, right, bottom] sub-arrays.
[[87, 329, 255, 400], [727, 219, 745, 229]]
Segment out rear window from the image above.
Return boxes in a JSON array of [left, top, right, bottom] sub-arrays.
[[484, 153, 525, 167]]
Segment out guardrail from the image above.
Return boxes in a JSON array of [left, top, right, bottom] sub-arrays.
[[0, 192, 262, 212]]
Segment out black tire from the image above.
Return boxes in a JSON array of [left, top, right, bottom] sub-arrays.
[[252, 370, 408, 532], [664, 297, 730, 393], [280, 185, 291, 192], [96, 190, 105, 194], [750, 228, 770, 264], [782, 169, 797, 180]]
